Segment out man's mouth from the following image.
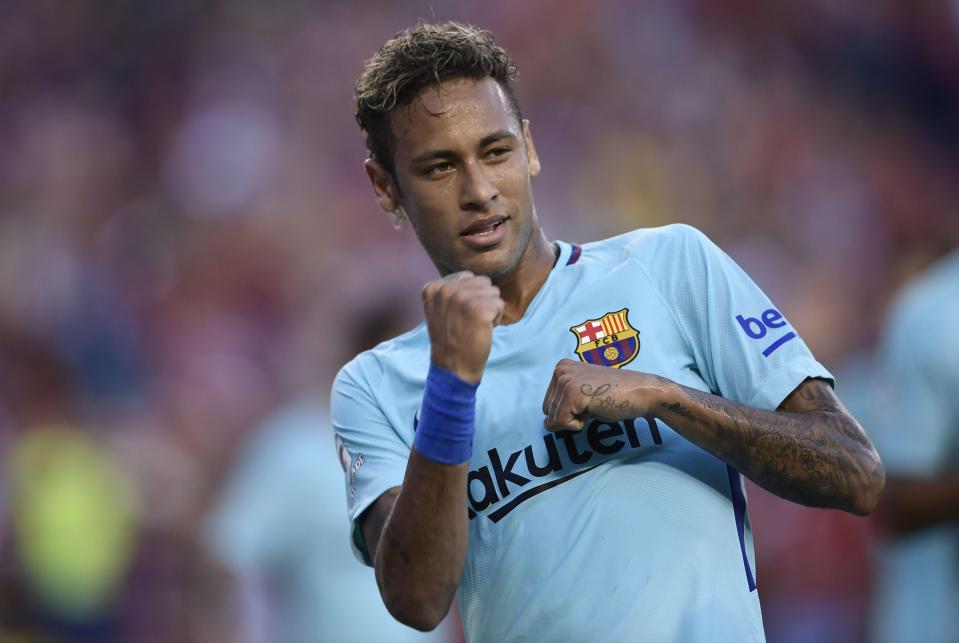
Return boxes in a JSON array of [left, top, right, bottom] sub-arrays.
[[461, 216, 507, 237], [460, 215, 508, 248]]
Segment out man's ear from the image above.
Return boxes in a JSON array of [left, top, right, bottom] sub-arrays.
[[521, 119, 541, 177], [364, 158, 401, 213]]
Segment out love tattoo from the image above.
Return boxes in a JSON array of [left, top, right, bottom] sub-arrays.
[[580, 383, 631, 416]]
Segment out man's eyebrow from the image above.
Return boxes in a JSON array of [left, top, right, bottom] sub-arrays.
[[409, 131, 519, 166], [410, 148, 456, 165], [478, 130, 517, 147]]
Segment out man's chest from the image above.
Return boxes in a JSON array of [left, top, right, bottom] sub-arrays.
[[461, 281, 713, 520], [478, 274, 699, 427], [376, 268, 722, 523]]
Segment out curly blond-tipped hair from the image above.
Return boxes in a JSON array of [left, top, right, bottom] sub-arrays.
[[355, 21, 522, 178]]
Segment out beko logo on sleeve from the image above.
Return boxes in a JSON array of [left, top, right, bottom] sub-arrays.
[[735, 308, 797, 357]]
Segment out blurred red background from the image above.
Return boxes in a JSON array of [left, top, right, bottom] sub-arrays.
[[1, 1, 956, 641]]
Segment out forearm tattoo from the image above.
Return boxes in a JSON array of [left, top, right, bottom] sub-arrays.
[[659, 380, 883, 513]]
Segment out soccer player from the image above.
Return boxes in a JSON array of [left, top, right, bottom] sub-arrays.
[[333, 22, 884, 642], [869, 249, 959, 643]]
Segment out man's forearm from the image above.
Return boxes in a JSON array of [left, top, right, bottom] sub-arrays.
[[655, 380, 885, 515], [373, 449, 468, 631], [366, 271, 499, 630]]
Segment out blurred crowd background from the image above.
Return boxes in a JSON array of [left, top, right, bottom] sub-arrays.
[[1, 1, 957, 642]]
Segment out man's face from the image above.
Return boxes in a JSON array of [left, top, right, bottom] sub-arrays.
[[366, 77, 541, 279]]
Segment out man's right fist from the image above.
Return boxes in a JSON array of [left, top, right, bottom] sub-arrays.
[[422, 272, 505, 384]]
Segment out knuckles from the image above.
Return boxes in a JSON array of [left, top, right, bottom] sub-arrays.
[[422, 274, 499, 307], [420, 282, 437, 302], [421, 273, 504, 335]]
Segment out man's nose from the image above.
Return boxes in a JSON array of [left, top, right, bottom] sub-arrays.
[[459, 160, 498, 211]]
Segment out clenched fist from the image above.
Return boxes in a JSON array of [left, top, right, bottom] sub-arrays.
[[422, 272, 505, 384], [542, 359, 677, 431]]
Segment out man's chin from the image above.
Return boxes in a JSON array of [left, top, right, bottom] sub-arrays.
[[456, 247, 516, 280]]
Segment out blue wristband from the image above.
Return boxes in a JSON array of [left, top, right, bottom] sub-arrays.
[[413, 364, 479, 465]]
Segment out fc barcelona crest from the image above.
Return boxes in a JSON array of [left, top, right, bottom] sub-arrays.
[[570, 308, 640, 368]]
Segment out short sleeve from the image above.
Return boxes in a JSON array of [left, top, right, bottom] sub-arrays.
[[637, 225, 832, 409], [331, 360, 410, 565], [871, 290, 959, 475]]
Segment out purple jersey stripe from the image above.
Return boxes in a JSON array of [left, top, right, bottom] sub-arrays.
[[566, 244, 582, 265], [727, 465, 757, 592], [762, 331, 796, 357]]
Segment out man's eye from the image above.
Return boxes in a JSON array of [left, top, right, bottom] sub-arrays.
[[427, 162, 453, 175], [486, 147, 511, 158]]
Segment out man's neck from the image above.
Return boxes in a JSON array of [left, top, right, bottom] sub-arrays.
[[494, 229, 557, 325]]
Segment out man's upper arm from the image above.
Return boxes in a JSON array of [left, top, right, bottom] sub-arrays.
[[778, 377, 879, 463], [360, 486, 401, 565], [331, 362, 410, 565], [777, 377, 843, 414]]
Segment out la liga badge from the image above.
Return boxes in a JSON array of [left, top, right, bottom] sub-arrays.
[[570, 308, 640, 368]]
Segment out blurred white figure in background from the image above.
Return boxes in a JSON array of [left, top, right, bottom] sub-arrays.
[[207, 299, 455, 643], [208, 401, 454, 643], [870, 248, 959, 643]]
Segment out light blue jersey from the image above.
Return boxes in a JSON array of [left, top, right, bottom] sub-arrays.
[[870, 249, 959, 643], [332, 224, 831, 643]]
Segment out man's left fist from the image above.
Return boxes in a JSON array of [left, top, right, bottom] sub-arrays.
[[541, 359, 674, 432]]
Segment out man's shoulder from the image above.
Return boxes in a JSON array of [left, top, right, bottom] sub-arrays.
[[333, 322, 429, 394], [579, 223, 712, 270]]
